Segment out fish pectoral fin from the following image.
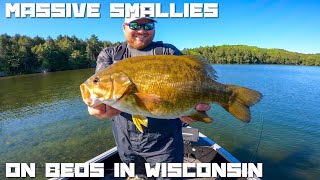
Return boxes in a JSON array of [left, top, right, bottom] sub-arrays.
[[111, 72, 132, 100], [134, 93, 163, 111], [187, 111, 213, 123], [132, 115, 148, 133]]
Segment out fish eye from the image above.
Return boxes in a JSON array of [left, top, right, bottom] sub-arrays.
[[93, 76, 100, 84]]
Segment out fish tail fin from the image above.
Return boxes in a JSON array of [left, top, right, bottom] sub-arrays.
[[224, 85, 262, 122]]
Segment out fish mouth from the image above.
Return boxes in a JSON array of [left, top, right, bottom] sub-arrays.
[[80, 84, 93, 106]]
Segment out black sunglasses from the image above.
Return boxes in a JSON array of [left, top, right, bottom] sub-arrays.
[[125, 22, 155, 31]]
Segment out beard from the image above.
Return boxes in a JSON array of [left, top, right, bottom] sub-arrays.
[[126, 33, 155, 50]]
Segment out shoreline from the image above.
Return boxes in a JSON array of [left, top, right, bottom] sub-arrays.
[[1, 63, 318, 78], [0, 68, 95, 78]]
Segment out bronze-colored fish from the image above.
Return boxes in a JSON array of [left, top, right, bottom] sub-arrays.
[[80, 55, 262, 132]]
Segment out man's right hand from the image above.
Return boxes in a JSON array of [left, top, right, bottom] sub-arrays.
[[88, 104, 121, 119]]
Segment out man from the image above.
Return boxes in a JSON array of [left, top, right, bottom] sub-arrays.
[[88, 16, 210, 178]]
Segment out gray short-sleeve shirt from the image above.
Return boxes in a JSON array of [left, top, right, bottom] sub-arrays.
[[95, 42, 184, 166], [95, 42, 183, 73]]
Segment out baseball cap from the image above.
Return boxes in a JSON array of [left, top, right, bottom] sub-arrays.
[[124, 16, 157, 24]]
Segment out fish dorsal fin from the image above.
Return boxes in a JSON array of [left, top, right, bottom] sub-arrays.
[[110, 72, 132, 100], [183, 55, 217, 80]]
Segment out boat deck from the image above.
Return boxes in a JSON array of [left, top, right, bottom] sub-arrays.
[[54, 127, 254, 180]]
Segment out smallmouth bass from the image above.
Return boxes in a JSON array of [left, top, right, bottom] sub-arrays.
[[80, 55, 262, 132]]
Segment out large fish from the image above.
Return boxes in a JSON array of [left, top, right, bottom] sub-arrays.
[[80, 55, 262, 132]]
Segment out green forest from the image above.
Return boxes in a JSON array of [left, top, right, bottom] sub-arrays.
[[0, 34, 319, 76], [0, 34, 121, 76], [182, 46, 320, 66]]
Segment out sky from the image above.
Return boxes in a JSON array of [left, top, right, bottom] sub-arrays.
[[0, 0, 319, 54]]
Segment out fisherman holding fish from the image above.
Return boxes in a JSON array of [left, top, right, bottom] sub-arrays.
[[86, 16, 211, 178], [81, 15, 262, 179]]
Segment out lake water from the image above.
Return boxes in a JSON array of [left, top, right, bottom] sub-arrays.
[[0, 65, 319, 179]]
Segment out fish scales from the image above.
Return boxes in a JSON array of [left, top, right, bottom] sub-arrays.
[[119, 57, 217, 113]]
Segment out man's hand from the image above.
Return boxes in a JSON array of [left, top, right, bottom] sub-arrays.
[[179, 103, 211, 124], [88, 104, 121, 119]]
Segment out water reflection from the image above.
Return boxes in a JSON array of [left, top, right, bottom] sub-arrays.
[[0, 66, 320, 179], [0, 69, 95, 112]]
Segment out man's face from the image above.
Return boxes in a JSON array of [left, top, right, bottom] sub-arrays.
[[123, 18, 155, 50]]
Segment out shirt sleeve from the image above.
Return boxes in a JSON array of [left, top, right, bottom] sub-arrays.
[[95, 47, 114, 74]]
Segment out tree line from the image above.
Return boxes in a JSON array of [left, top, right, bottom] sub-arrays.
[[182, 45, 320, 66], [1, 34, 319, 76], [0, 34, 121, 76]]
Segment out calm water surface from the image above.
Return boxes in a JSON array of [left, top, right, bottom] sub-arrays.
[[0, 65, 319, 179]]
